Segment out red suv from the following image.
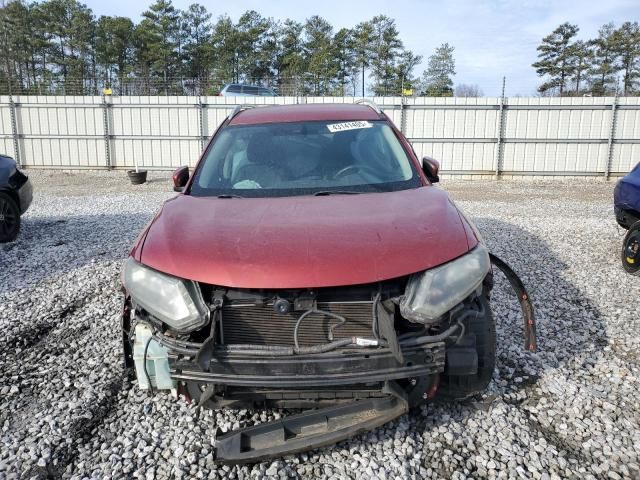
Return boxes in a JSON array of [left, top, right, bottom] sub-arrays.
[[122, 102, 503, 462]]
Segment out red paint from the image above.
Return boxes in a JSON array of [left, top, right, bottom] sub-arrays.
[[229, 104, 381, 126], [132, 104, 477, 289], [138, 187, 472, 289]]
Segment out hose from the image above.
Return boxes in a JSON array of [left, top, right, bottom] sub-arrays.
[[489, 253, 537, 351], [293, 307, 348, 350], [143, 336, 155, 393]]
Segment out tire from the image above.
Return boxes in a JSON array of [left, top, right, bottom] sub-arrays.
[[0, 192, 20, 243], [621, 221, 640, 275], [438, 295, 496, 400]]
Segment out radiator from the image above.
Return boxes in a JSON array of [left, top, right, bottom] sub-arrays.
[[221, 301, 373, 346]]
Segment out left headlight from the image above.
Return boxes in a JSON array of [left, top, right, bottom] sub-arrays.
[[123, 257, 209, 333], [400, 244, 491, 324]]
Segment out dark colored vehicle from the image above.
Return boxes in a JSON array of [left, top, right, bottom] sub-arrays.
[[614, 163, 640, 229], [121, 102, 535, 462], [0, 154, 32, 243], [614, 163, 640, 274]]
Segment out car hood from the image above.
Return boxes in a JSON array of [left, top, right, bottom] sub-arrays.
[[138, 187, 474, 289]]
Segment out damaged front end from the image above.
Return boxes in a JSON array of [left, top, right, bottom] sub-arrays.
[[121, 244, 535, 463]]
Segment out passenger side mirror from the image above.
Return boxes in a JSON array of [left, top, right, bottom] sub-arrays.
[[422, 156, 440, 183], [173, 166, 190, 192]]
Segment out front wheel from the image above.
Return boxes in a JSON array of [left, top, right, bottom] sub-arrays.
[[438, 295, 496, 400], [621, 220, 640, 275], [0, 193, 21, 243]]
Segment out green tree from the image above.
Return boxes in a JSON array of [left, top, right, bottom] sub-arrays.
[[139, 0, 179, 94], [274, 19, 305, 94], [303, 15, 335, 95], [235, 10, 274, 83], [369, 15, 402, 96], [569, 40, 592, 94], [589, 23, 618, 95], [613, 22, 640, 95], [96, 16, 134, 89], [533, 22, 579, 96], [394, 49, 422, 95], [211, 15, 238, 86], [181, 3, 213, 92], [421, 43, 456, 96], [333, 27, 356, 95], [353, 20, 373, 96]]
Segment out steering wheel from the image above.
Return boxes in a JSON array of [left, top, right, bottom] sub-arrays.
[[332, 164, 378, 180]]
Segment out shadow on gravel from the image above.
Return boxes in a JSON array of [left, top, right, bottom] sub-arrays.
[[0, 213, 153, 295], [474, 217, 609, 386], [395, 217, 610, 472]]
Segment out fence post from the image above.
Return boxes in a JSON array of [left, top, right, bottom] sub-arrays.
[[198, 95, 206, 151], [604, 95, 618, 179], [101, 95, 112, 169], [400, 96, 407, 136], [494, 77, 506, 178], [8, 94, 21, 167]]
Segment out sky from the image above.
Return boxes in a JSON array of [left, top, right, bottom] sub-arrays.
[[84, 0, 638, 96]]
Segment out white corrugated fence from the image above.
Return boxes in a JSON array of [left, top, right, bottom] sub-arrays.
[[1, 95, 638, 177]]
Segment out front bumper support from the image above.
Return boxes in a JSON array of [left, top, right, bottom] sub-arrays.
[[169, 343, 445, 388]]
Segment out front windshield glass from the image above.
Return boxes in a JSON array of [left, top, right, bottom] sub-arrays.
[[190, 120, 421, 198]]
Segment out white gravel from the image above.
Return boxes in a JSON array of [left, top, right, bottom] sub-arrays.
[[1, 170, 638, 479]]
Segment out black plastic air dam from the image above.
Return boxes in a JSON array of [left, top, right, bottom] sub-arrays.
[[214, 385, 409, 464]]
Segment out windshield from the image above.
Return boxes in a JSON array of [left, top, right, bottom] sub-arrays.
[[189, 120, 421, 198]]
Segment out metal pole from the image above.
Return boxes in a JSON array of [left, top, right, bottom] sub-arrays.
[[8, 94, 21, 167], [198, 95, 206, 151], [494, 76, 506, 178], [102, 95, 112, 169], [400, 96, 407, 136], [604, 95, 618, 179]]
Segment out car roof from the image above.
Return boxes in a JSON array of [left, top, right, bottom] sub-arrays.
[[228, 103, 382, 126]]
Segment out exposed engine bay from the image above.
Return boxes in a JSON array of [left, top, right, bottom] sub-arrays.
[[122, 253, 535, 463]]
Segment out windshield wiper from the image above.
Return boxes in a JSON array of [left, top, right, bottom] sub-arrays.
[[217, 194, 245, 199], [312, 190, 361, 196]]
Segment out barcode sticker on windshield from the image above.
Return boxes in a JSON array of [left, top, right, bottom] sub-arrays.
[[327, 121, 372, 133]]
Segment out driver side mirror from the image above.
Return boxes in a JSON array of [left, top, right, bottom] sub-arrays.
[[422, 156, 440, 183], [173, 166, 190, 192]]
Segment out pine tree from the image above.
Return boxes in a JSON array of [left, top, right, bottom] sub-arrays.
[[303, 15, 335, 95], [589, 23, 619, 96], [532, 22, 579, 96], [613, 22, 640, 95], [353, 21, 373, 96], [422, 43, 456, 96], [96, 16, 134, 90], [394, 49, 421, 95], [369, 15, 402, 96], [274, 19, 305, 94], [140, 0, 179, 94], [569, 40, 592, 95], [333, 28, 356, 95], [181, 4, 213, 92]]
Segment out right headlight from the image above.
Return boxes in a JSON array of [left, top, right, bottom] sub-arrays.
[[123, 257, 209, 333], [400, 244, 491, 324]]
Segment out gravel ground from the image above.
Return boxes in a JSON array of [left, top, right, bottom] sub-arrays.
[[1, 170, 639, 479]]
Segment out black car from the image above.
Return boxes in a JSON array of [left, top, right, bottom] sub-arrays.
[[0, 154, 32, 242]]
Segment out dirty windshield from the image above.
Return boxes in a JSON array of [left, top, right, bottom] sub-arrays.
[[190, 120, 421, 197]]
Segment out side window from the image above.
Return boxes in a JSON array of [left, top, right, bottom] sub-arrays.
[[259, 88, 274, 96], [243, 86, 259, 95], [227, 85, 242, 94]]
